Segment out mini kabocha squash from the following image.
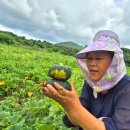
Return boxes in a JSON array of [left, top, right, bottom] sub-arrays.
[[48, 64, 71, 80], [47, 64, 71, 91], [46, 79, 71, 91]]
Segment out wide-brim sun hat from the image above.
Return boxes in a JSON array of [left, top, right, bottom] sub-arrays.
[[75, 30, 126, 98], [75, 30, 122, 59]]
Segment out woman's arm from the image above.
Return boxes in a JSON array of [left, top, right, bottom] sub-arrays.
[[63, 81, 92, 128], [41, 82, 106, 130], [66, 104, 105, 130]]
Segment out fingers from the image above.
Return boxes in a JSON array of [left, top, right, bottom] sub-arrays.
[[40, 82, 46, 91], [53, 82, 70, 96], [44, 84, 57, 96], [69, 82, 75, 91], [40, 81, 73, 100], [41, 83, 63, 101]]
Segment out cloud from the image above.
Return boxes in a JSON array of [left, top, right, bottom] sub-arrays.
[[0, 0, 130, 48]]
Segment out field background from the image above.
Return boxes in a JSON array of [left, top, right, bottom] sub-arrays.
[[0, 43, 84, 130], [0, 43, 130, 130]]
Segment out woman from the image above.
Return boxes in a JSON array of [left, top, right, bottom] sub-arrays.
[[41, 30, 130, 130]]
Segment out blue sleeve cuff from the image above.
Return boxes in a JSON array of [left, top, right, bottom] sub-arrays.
[[102, 117, 119, 130], [63, 115, 75, 127]]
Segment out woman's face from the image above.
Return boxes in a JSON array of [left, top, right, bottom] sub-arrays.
[[86, 51, 113, 81]]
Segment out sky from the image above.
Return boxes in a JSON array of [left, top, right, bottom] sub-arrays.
[[0, 0, 130, 48]]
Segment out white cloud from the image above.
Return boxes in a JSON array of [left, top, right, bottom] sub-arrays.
[[0, 0, 130, 48], [1, 0, 32, 17]]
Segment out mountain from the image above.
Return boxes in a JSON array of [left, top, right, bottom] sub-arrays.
[[55, 41, 84, 50], [0, 31, 80, 56]]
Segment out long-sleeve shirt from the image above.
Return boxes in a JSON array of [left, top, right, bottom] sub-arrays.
[[63, 74, 130, 130]]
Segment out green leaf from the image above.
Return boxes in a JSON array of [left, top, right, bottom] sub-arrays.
[[8, 115, 22, 124], [38, 124, 56, 130]]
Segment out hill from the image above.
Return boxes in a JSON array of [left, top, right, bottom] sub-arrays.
[[0, 30, 130, 66], [55, 41, 83, 50], [0, 30, 81, 56]]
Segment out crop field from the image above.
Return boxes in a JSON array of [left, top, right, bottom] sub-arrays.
[[0, 43, 84, 130], [0, 43, 130, 130]]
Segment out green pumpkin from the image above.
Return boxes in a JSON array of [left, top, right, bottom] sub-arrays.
[[48, 64, 71, 80], [46, 79, 71, 91]]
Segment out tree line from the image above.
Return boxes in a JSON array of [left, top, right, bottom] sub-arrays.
[[0, 30, 130, 66], [0, 31, 80, 56]]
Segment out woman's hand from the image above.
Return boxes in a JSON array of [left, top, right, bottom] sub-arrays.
[[41, 82, 106, 130], [40, 82, 82, 113]]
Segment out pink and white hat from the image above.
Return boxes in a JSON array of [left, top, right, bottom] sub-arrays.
[[75, 30, 126, 98]]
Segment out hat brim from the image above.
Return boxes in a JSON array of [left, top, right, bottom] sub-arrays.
[[75, 41, 121, 59]]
